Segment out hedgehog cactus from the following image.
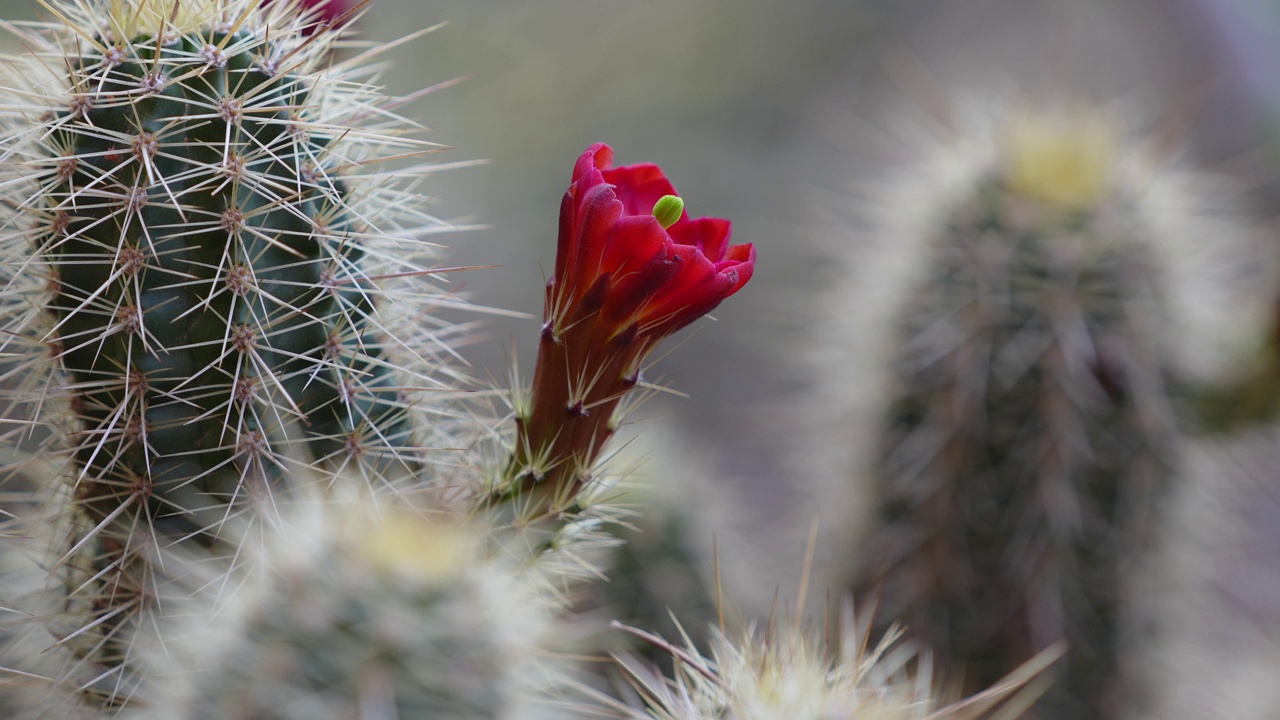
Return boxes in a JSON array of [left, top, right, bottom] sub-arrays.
[[133, 495, 567, 720], [829, 105, 1274, 718], [0, 0, 458, 708]]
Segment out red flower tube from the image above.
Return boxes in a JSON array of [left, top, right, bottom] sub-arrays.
[[512, 143, 755, 508]]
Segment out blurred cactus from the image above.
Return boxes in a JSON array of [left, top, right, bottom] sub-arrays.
[[1145, 426, 1280, 720], [821, 102, 1276, 717], [133, 492, 574, 720], [588, 474, 722, 671], [615, 600, 1060, 720], [0, 482, 127, 718], [597, 500, 720, 663], [1185, 297, 1280, 433], [0, 0, 466, 709]]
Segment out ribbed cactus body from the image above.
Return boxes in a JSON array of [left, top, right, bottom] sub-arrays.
[[848, 110, 1196, 718], [0, 0, 453, 709], [48, 27, 410, 533], [867, 180, 1167, 714]]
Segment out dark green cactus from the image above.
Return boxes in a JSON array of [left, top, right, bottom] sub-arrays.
[[49, 26, 415, 537]]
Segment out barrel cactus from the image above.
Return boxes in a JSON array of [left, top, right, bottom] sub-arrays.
[[0, 0, 460, 709], [818, 102, 1274, 717]]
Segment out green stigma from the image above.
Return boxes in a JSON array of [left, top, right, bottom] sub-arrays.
[[651, 195, 684, 230]]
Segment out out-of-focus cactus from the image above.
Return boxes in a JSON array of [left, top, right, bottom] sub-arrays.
[[1143, 426, 1280, 720], [0, 0, 465, 709], [817, 102, 1275, 717], [595, 493, 720, 666], [1186, 301, 1280, 433], [132, 492, 573, 720], [578, 430, 727, 671], [615, 600, 1059, 720]]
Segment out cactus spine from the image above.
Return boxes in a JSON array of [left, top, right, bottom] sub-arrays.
[[829, 104, 1273, 717], [0, 0, 459, 708]]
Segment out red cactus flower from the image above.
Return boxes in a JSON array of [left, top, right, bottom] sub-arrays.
[[513, 143, 755, 507], [552, 144, 754, 340], [262, 0, 357, 31], [300, 0, 356, 26]]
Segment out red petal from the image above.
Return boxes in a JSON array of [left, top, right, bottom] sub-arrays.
[[574, 143, 613, 185], [565, 144, 613, 223], [717, 243, 756, 293], [568, 184, 623, 295], [653, 243, 715, 299], [602, 246, 681, 326], [600, 215, 669, 279], [668, 216, 732, 262], [603, 163, 682, 218], [642, 243, 756, 335], [554, 189, 576, 283]]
